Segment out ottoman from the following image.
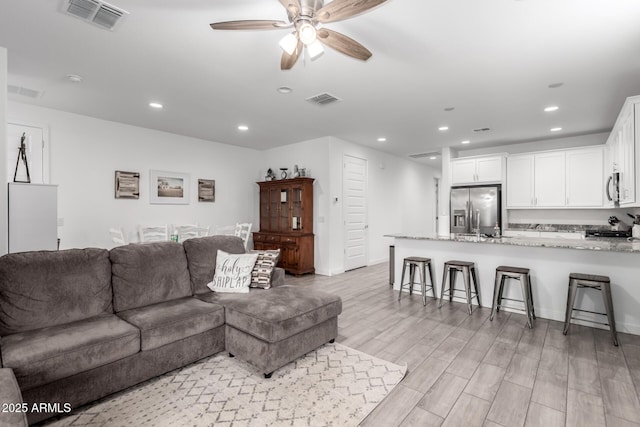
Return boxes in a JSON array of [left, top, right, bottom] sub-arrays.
[[0, 368, 28, 427], [217, 286, 341, 377]]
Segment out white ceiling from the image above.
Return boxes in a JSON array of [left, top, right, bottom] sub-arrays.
[[1, 0, 640, 163]]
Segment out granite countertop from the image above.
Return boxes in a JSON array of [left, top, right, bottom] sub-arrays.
[[386, 233, 640, 253]]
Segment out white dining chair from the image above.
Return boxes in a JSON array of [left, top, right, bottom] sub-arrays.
[[173, 224, 210, 241], [109, 227, 126, 246], [234, 222, 252, 249], [139, 225, 169, 242]]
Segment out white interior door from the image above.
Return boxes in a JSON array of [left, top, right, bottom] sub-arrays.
[[343, 155, 368, 271], [7, 123, 47, 184]]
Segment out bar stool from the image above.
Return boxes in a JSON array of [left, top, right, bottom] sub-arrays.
[[563, 273, 618, 346], [398, 257, 437, 306], [439, 260, 481, 314], [490, 266, 535, 328]]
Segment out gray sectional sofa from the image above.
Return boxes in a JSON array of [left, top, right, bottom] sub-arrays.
[[0, 236, 341, 425]]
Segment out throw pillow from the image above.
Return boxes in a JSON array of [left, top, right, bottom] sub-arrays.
[[207, 250, 258, 293], [249, 249, 281, 289]]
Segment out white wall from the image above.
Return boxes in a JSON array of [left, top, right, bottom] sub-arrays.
[[7, 102, 439, 273], [328, 138, 439, 275], [0, 47, 7, 255], [8, 102, 258, 249]]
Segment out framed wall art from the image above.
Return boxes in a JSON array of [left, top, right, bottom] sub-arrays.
[[198, 179, 215, 202], [114, 171, 140, 199], [149, 170, 190, 204]]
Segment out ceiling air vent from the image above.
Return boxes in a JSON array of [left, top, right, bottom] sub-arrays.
[[306, 92, 341, 106], [473, 127, 491, 132], [7, 84, 43, 99], [63, 0, 128, 31], [409, 152, 440, 159]]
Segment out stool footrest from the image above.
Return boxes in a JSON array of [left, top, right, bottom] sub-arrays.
[[571, 307, 608, 317], [569, 316, 611, 327], [442, 289, 478, 297], [496, 303, 530, 314]]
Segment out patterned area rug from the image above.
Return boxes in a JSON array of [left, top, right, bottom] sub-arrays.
[[46, 343, 407, 427]]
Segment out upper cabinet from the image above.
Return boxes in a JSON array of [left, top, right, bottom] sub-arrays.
[[506, 147, 604, 209], [534, 151, 566, 207], [506, 154, 534, 207], [451, 156, 503, 185], [566, 147, 604, 207], [606, 96, 638, 206]]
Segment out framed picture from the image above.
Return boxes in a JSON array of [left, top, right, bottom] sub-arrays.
[[114, 171, 140, 199], [149, 170, 190, 204], [198, 179, 215, 202]]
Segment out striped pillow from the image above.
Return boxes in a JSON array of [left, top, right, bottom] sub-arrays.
[[249, 249, 281, 289]]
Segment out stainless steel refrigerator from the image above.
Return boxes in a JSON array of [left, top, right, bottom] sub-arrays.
[[450, 185, 501, 236]]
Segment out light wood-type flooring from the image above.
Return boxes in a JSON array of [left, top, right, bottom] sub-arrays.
[[286, 263, 640, 427]]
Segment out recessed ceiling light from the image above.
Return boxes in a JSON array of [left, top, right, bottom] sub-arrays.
[[548, 82, 564, 89], [544, 106, 559, 112], [461, 140, 471, 144], [377, 137, 387, 142], [149, 102, 163, 109], [277, 86, 292, 94], [438, 126, 449, 131], [550, 127, 562, 132], [429, 156, 437, 160], [238, 125, 249, 131]]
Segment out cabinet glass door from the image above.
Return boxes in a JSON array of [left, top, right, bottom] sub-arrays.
[[291, 186, 303, 231], [260, 188, 270, 230], [279, 188, 290, 232], [269, 188, 280, 231]]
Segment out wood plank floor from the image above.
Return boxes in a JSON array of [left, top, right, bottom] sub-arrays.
[[286, 263, 640, 427]]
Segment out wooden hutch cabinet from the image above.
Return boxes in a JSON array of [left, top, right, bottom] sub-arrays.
[[253, 177, 314, 275]]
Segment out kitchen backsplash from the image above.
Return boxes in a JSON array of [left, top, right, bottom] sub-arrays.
[[507, 207, 640, 228], [507, 223, 607, 232]]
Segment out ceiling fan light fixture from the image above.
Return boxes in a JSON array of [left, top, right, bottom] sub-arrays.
[[307, 39, 324, 60], [298, 22, 317, 45], [279, 33, 298, 55]]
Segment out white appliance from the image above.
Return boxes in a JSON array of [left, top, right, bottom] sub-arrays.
[[8, 183, 58, 253]]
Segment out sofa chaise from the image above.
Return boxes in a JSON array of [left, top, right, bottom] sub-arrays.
[[0, 236, 341, 425]]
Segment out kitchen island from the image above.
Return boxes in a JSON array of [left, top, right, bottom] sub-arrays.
[[387, 234, 640, 334]]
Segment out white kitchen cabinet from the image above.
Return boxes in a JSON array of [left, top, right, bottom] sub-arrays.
[[506, 154, 534, 207], [450, 159, 476, 184], [606, 95, 640, 207], [508, 148, 606, 209], [451, 156, 502, 185], [619, 105, 635, 205], [566, 146, 604, 207], [476, 157, 503, 182], [534, 152, 566, 207]]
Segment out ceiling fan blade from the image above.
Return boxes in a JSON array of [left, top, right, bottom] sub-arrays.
[[316, 28, 372, 61], [210, 20, 289, 30], [281, 39, 303, 70], [278, 0, 302, 20], [317, 0, 389, 23]]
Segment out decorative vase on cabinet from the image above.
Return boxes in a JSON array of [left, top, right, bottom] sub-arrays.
[[253, 177, 315, 275]]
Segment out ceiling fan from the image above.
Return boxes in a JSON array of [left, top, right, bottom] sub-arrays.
[[210, 0, 389, 70]]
